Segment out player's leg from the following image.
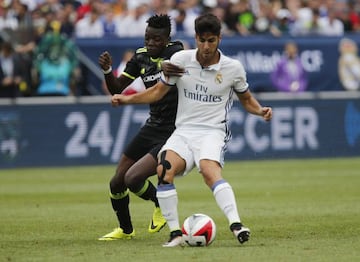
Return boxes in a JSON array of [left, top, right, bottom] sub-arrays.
[[198, 132, 250, 244], [124, 151, 166, 233], [156, 149, 187, 247], [99, 126, 166, 240], [200, 160, 250, 244], [200, 160, 241, 223], [125, 144, 160, 203], [125, 153, 157, 203], [152, 130, 195, 247], [98, 154, 136, 240]]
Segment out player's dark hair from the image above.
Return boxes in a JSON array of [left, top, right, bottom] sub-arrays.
[[194, 13, 221, 36], [147, 14, 171, 37]]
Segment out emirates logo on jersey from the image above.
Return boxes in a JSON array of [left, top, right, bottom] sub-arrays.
[[215, 72, 223, 84]]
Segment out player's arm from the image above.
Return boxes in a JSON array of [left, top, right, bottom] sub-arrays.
[[99, 51, 133, 95], [236, 90, 272, 121], [112, 80, 171, 106]]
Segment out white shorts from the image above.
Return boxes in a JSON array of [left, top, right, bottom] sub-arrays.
[[159, 127, 228, 176]]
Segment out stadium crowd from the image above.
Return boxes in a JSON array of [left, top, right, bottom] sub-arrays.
[[0, 0, 359, 96]]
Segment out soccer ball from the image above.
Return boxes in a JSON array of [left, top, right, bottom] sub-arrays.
[[181, 213, 216, 247]]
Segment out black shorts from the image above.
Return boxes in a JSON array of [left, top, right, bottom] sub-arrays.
[[123, 124, 175, 162]]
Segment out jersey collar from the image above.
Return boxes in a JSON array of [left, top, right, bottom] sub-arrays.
[[192, 49, 222, 71]]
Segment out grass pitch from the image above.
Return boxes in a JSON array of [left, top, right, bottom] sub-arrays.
[[1, 157, 359, 262]]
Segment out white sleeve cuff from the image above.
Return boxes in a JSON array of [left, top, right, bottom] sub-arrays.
[[102, 66, 112, 75], [160, 71, 177, 86]]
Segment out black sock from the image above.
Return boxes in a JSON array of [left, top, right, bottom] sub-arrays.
[[110, 191, 133, 233], [133, 180, 159, 207]]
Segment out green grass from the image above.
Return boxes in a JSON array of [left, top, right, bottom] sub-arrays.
[[1, 157, 360, 262]]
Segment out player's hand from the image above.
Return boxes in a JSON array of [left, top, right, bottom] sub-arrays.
[[161, 61, 185, 76], [111, 94, 128, 107], [99, 51, 112, 71], [261, 107, 272, 121]]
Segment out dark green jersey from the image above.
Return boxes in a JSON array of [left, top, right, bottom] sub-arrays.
[[122, 41, 183, 127]]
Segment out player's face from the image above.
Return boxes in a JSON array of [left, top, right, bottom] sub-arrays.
[[144, 27, 169, 58], [195, 33, 221, 67]]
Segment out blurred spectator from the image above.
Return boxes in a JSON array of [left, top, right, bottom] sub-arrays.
[[32, 1, 79, 38], [224, 0, 258, 36], [336, 2, 352, 32], [252, 0, 273, 35], [170, 7, 186, 35], [5, 0, 37, 96], [235, 0, 256, 36], [291, 0, 315, 35], [150, 0, 177, 36], [32, 5, 58, 38], [211, 6, 235, 36], [100, 2, 117, 37], [348, 1, 360, 32], [114, 1, 151, 37], [58, 1, 80, 37], [175, 0, 201, 37], [271, 41, 308, 93], [269, 8, 293, 37], [33, 21, 80, 96], [76, 0, 93, 22], [317, 7, 344, 36], [0, 0, 18, 31], [0, 41, 25, 97], [338, 38, 360, 91], [112, 0, 128, 16], [75, 3, 104, 38], [225, 1, 241, 34]]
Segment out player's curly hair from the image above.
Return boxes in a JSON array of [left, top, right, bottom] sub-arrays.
[[146, 14, 171, 37]]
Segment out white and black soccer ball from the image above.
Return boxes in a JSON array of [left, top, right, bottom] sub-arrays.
[[181, 213, 216, 247]]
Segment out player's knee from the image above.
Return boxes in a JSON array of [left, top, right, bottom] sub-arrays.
[[109, 174, 126, 192], [156, 162, 169, 176], [157, 163, 171, 184], [157, 151, 172, 184], [109, 177, 117, 191], [124, 172, 135, 190]]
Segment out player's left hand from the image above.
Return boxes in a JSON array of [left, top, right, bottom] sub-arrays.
[[261, 107, 272, 121], [161, 61, 184, 76], [99, 51, 112, 71]]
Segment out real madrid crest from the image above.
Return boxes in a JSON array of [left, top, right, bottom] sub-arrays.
[[215, 72, 223, 84]]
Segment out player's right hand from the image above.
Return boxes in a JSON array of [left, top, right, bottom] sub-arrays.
[[99, 51, 112, 71]]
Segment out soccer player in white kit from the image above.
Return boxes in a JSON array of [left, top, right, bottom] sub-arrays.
[[111, 13, 273, 247]]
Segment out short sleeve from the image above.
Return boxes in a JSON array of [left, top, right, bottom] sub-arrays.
[[233, 61, 249, 93], [233, 77, 249, 93]]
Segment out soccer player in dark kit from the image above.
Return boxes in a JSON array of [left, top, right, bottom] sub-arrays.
[[98, 14, 183, 240]]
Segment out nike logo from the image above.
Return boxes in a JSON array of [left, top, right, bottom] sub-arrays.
[[150, 221, 157, 230], [150, 220, 167, 230]]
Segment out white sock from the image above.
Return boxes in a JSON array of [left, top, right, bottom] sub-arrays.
[[156, 184, 180, 232], [213, 180, 241, 225]]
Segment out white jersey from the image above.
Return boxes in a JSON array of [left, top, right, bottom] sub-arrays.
[[162, 49, 249, 132]]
